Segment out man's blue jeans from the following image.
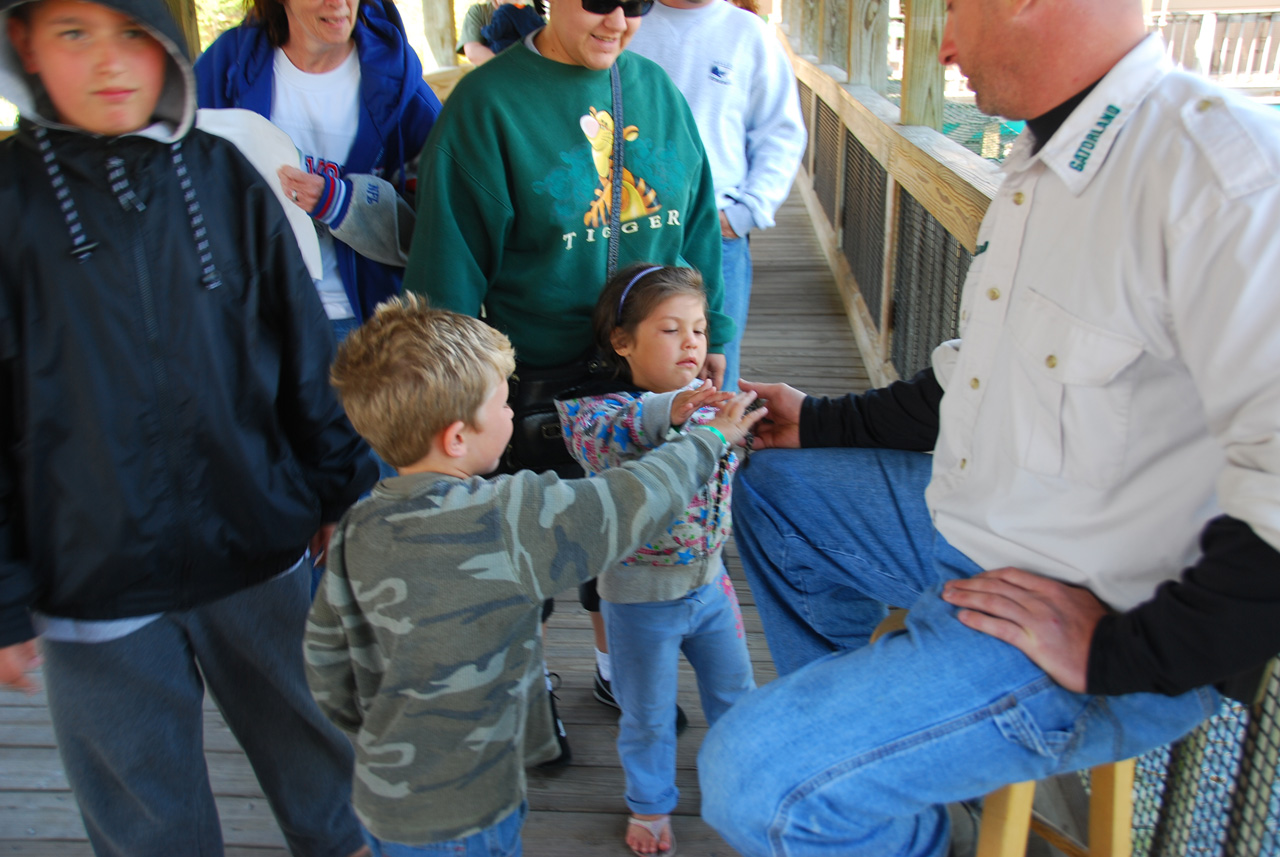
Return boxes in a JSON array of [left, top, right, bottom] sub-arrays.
[[699, 448, 1220, 857], [720, 235, 752, 392], [601, 573, 755, 815]]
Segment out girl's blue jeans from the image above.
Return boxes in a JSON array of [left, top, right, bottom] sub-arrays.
[[602, 572, 756, 815], [362, 801, 527, 857], [699, 447, 1220, 857]]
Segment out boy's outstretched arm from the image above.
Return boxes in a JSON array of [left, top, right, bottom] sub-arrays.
[[517, 393, 765, 601], [556, 387, 734, 472]]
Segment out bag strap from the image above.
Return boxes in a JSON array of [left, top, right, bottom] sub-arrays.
[[608, 61, 624, 278]]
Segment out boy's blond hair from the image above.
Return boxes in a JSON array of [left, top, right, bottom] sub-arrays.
[[331, 295, 516, 468]]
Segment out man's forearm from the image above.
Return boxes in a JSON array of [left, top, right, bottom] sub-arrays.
[[1087, 515, 1280, 702], [799, 368, 943, 450]]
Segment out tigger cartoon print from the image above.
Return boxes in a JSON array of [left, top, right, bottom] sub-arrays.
[[580, 106, 661, 227]]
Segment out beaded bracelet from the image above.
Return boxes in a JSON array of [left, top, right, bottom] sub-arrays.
[[694, 425, 730, 448]]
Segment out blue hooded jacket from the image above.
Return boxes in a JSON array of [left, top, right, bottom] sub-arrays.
[[195, 0, 441, 321]]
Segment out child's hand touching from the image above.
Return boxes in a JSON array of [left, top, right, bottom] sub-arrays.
[[670, 383, 733, 427], [704, 391, 768, 448]]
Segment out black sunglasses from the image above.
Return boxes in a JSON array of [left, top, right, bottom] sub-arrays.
[[580, 0, 654, 17]]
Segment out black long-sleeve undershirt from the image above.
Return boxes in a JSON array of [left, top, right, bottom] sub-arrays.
[[795, 369, 1280, 703]]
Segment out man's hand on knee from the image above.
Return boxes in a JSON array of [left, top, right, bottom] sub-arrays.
[[942, 568, 1107, 693]]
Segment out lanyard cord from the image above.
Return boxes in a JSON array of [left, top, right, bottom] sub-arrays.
[[607, 61, 623, 278]]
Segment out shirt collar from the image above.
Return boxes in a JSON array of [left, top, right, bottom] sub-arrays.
[[1005, 34, 1171, 194]]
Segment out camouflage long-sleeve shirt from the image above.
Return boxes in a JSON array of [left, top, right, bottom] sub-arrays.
[[303, 430, 725, 845]]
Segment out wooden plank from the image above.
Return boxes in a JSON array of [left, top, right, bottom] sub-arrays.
[[521, 810, 738, 856], [900, 0, 945, 128], [847, 0, 889, 93], [418, 0, 457, 69]]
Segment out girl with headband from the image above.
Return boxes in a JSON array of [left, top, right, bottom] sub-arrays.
[[555, 263, 762, 857]]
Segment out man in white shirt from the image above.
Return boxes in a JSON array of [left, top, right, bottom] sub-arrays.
[[696, 0, 1280, 854], [627, 0, 805, 392]]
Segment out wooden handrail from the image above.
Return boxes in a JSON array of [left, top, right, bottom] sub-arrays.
[[780, 27, 998, 386], [783, 35, 998, 252]]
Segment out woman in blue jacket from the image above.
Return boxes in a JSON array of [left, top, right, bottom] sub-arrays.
[[197, 0, 441, 335]]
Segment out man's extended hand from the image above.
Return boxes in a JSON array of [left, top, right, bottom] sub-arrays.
[[0, 640, 40, 694], [737, 379, 806, 449], [942, 567, 1108, 693]]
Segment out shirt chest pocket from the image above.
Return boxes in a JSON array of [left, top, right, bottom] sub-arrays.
[[1006, 291, 1144, 488]]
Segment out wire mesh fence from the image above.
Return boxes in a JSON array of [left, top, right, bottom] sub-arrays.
[[889, 190, 969, 376], [841, 130, 888, 328], [814, 99, 842, 224], [1125, 663, 1280, 857]]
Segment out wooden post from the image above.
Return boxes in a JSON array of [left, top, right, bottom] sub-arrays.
[[1088, 759, 1136, 857], [899, 0, 944, 129], [975, 781, 1037, 857], [420, 0, 458, 69], [1193, 11, 1218, 77], [815, 0, 828, 61], [163, 0, 200, 56], [847, 0, 889, 94]]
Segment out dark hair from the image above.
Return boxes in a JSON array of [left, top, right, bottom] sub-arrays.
[[593, 263, 707, 380], [245, 0, 366, 48]]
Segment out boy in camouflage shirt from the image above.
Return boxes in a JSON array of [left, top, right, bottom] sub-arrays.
[[303, 296, 765, 854]]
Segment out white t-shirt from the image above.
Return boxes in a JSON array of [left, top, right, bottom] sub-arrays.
[[270, 47, 361, 320]]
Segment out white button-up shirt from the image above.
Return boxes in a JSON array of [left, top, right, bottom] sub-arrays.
[[925, 35, 1280, 611]]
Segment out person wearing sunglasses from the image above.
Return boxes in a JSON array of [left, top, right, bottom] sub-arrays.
[[406, 0, 730, 404], [404, 6, 729, 850]]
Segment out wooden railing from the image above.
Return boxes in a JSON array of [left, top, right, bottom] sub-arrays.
[[1150, 8, 1280, 95], [779, 25, 997, 386]]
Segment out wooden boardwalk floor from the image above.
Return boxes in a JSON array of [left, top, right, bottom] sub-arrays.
[[0, 185, 869, 855]]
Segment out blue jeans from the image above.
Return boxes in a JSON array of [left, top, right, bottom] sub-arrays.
[[699, 448, 1220, 857], [363, 801, 527, 857], [41, 569, 364, 857], [720, 235, 752, 392], [602, 572, 756, 815]]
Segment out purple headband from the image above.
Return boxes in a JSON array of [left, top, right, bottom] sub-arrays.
[[618, 266, 664, 315]]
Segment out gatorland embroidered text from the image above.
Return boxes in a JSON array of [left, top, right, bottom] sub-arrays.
[[1069, 105, 1121, 172]]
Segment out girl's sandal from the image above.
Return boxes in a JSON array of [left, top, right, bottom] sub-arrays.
[[626, 815, 677, 857]]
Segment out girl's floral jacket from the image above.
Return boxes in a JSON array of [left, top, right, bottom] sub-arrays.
[[556, 382, 739, 603]]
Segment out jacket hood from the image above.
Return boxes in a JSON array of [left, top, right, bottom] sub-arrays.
[[0, 0, 195, 140]]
